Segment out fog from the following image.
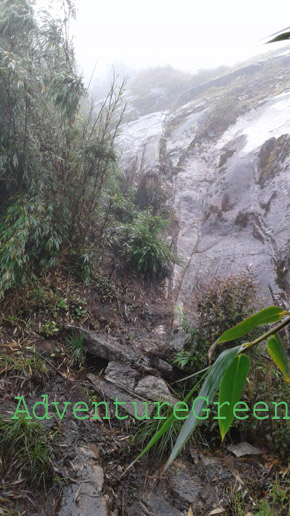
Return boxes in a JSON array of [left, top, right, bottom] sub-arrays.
[[36, 0, 290, 83]]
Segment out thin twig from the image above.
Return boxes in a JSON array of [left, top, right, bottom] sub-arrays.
[[170, 365, 210, 384]]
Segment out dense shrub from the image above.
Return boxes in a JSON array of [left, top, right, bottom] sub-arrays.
[[0, 0, 125, 294], [122, 210, 175, 276], [174, 271, 259, 372]]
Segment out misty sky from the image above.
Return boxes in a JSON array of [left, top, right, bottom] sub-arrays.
[[37, 0, 290, 81]]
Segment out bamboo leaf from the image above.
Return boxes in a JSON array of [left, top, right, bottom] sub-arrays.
[[267, 334, 290, 383], [164, 345, 240, 471], [218, 354, 251, 441], [216, 306, 288, 344], [267, 31, 290, 43]]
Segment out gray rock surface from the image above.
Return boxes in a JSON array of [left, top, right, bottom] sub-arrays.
[[104, 360, 137, 392], [105, 361, 177, 405], [69, 327, 172, 376], [134, 375, 177, 406], [117, 56, 290, 319], [87, 372, 154, 418], [138, 493, 182, 516], [87, 359, 177, 418], [57, 445, 108, 516]]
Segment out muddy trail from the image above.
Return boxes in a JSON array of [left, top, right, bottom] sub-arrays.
[[0, 263, 289, 516]]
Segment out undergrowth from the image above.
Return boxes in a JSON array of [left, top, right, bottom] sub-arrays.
[[232, 478, 290, 515], [0, 416, 59, 489], [66, 331, 86, 368], [1, 353, 49, 385], [134, 403, 185, 459], [173, 271, 259, 373], [122, 210, 175, 276]]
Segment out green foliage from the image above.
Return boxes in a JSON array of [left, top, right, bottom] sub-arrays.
[[0, 0, 125, 295], [239, 354, 290, 458], [50, 346, 65, 359], [94, 272, 115, 302], [125, 374, 206, 473], [67, 331, 86, 367], [57, 298, 68, 310], [268, 30, 290, 43], [215, 306, 288, 345], [7, 280, 61, 316], [0, 196, 63, 291], [39, 320, 59, 337], [74, 305, 87, 318], [266, 334, 290, 382], [166, 308, 290, 471], [172, 348, 198, 370], [1, 352, 49, 384], [233, 480, 290, 515], [0, 506, 21, 516], [166, 345, 241, 470], [122, 210, 174, 276], [67, 250, 94, 284], [218, 354, 250, 441], [0, 416, 58, 488], [135, 173, 170, 215]]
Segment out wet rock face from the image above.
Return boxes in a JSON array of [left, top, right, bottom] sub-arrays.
[[117, 62, 290, 314], [258, 134, 290, 187], [117, 111, 168, 181]]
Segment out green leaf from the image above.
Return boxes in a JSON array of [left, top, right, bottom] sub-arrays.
[[267, 334, 290, 383], [267, 31, 290, 43], [164, 345, 240, 471], [216, 306, 288, 344], [218, 354, 251, 441]]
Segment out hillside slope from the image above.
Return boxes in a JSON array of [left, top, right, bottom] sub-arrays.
[[118, 51, 290, 318]]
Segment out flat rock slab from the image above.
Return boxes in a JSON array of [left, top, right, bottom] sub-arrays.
[[87, 373, 154, 418], [104, 361, 178, 407], [57, 484, 108, 516], [117, 88, 290, 314], [104, 361, 137, 392], [57, 445, 108, 516], [169, 462, 202, 503], [70, 327, 172, 377]]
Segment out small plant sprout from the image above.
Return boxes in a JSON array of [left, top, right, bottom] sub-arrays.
[[67, 331, 86, 367]]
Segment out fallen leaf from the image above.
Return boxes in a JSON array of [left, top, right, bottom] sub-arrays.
[[226, 442, 262, 457]]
